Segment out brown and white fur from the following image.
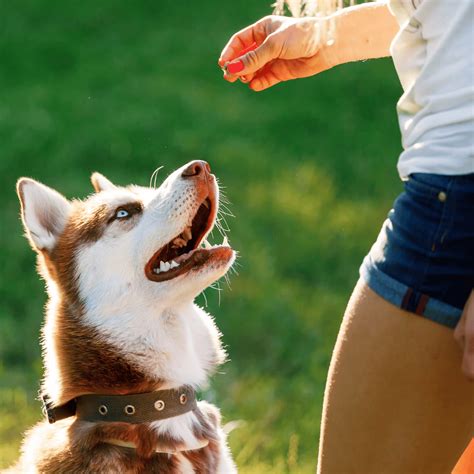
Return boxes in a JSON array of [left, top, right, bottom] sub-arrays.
[[11, 161, 237, 473]]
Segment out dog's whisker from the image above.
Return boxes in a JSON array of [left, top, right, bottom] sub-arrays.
[[216, 215, 230, 227], [219, 198, 231, 207], [149, 169, 158, 189], [215, 216, 229, 228], [201, 289, 209, 307], [218, 193, 231, 205], [149, 166, 164, 189], [211, 280, 224, 305], [230, 264, 241, 274], [155, 166, 163, 188], [218, 208, 235, 218], [216, 219, 230, 234], [213, 221, 224, 233], [219, 202, 233, 212], [224, 274, 233, 290], [209, 282, 223, 306], [217, 212, 231, 224], [214, 225, 226, 239]]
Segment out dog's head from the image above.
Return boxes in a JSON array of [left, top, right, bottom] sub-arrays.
[[17, 161, 235, 312]]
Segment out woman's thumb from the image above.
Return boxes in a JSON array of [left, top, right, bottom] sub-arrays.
[[226, 38, 276, 76]]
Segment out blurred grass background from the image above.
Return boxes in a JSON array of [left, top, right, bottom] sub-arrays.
[[0, 0, 403, 471]]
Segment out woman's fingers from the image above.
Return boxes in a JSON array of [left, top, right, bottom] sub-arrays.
[[224, 37, 278, 77], [249, 65, 284, 91], [455, 290, 474, 381], [222, 71, 240, 83], [222, 71, 255, 84], [239, 73, 255, 84], [219, 33, 249, 68], [219, 19, 269, 67], [462, 342, 474, 381], [454, 309, 466, 350], [244, 49, 336, 91], [248, 59, 305, 91], [219, 16, 333, 86], [461, 302, 474, 381]]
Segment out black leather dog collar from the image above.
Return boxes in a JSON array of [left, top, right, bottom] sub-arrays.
[[42, 386, 196, 424]]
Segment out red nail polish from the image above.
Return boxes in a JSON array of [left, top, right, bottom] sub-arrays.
[[227, 60, 244, 75]]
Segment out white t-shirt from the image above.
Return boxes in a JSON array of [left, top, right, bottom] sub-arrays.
[[388, 0, 474, 178]]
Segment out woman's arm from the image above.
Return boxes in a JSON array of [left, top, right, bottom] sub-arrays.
[[331, 1, 399, 64], [219, 1, 399, 91]]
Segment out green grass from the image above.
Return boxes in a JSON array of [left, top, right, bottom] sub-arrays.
[[0, 0, 403, 471]]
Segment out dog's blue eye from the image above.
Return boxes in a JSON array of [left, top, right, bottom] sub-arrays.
[[115, 209, 129, 219]]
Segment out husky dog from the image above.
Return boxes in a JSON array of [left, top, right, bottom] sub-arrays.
[[11, 161, 237, 473]]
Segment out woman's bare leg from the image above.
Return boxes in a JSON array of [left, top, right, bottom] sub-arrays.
[[317, 280, 474, 474]]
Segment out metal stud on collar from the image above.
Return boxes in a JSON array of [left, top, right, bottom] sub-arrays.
[[154, 399, 165, 411], [124, 404, 136, 415], [179, 394, 187, 405], [98, 405, 108, 416]]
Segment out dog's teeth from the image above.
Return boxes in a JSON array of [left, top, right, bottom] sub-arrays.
[[173, 237, 186, 248], [183, 227, 192, 242], [170, 260, 179, 269], [203, 239, 212, 250], [222, 236, 229, 247], [202, 200, 209, 209], [159, 261, 167, 272], [154, 268, 161, 274]]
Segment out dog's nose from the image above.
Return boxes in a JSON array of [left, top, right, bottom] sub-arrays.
[[181, 160, 211, 179]]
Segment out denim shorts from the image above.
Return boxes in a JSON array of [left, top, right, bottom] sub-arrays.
[[360, 173, 474, 329]]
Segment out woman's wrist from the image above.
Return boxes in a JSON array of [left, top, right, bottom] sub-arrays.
[[325, 2, 399, 66]]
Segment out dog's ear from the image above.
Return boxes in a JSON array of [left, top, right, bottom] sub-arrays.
[[17, 178, 71, 252], [91, 172, 116, 193]]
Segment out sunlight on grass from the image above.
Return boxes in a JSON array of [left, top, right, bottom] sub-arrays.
[[0, 384, 41, 468]]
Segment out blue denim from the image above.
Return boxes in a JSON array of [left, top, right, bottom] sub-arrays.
[[360, 173, 474, 328]]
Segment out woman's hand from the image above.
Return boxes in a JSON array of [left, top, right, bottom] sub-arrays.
[[218, 15, 337, 92], [454, 290, 474, 380], [218, 4, 399, 92]]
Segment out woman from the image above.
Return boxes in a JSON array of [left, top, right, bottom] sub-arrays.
[[219, 1, 474, 472]]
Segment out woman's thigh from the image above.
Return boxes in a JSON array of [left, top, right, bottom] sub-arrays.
[[317, 280, 474, 474]]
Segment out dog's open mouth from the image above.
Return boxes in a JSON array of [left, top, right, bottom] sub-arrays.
[[144, 193, 231, 282]]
